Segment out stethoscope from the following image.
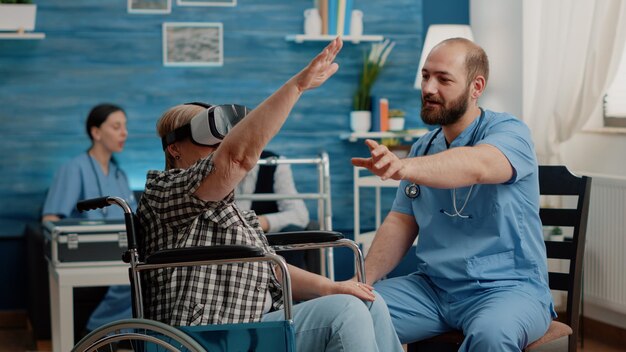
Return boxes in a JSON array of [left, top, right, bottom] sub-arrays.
[[404, 108, 485, 219], [87, 151, 124, 217]]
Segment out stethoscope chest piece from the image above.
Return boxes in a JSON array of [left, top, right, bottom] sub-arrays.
[[405, 183, 420, 199]]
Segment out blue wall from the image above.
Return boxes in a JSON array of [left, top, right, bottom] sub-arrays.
[[0, 0, 468, 307], [423, 0, 469, 33]]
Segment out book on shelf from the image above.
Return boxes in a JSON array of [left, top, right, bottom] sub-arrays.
[[379, 98, 389, 132], [370, 95, 381, 132], [328, 0, 338, 35], [344, 0, 353, 34], [337, 0, 346, 36], [318, 0, 328, 35], [316, 0, 357, 36]]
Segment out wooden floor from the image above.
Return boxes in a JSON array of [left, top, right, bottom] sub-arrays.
[[1, 313, 624, 352], [577, 339, 625, 352], [0, 330, 622, 352]]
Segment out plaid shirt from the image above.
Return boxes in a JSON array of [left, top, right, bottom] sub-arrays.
[[136, 154, 283, 326]]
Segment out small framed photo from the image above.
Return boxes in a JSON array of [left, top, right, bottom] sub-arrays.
[[128, 0, 172, 14], [162, 22, 224, 67], [177, 0, 236, 7]]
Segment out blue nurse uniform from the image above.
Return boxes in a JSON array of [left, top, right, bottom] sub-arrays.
[[43, 152, 137, 331], [375, 109, 555, 351]]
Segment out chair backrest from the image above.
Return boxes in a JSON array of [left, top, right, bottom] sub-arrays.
[[408, 166, 592, 352], [538, 165, 591, 350]]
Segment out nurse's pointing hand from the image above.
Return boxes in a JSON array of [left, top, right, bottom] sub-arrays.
[[351, 139, 406, 181]]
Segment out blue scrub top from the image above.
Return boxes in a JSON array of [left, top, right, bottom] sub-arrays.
[[43, 152, 137, 219], [42, 152, 138, 330], [392, 109, 554, 312]]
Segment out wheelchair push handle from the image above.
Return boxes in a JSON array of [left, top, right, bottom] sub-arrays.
[[76, 196, 110, 212], [77, 196, 140, 259], [77, 196, 133, 215]]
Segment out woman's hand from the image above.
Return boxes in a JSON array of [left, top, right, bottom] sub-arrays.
[[328, 280, 376, 301], [286, 264, 376, 302], [293, 37, 343, 93], [351, 139, 406, 181]]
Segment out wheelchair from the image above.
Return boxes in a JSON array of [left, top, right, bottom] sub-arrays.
[[71, 196, 366, 352]]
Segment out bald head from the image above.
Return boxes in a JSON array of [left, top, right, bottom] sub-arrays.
[[431, 38, 489, 87]]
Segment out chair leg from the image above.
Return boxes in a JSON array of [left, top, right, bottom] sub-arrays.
[[580, 268, 584, 349], [407, 341, 461, 352]]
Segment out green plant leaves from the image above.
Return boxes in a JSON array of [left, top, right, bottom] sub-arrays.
[[352, 39, 396, 111]]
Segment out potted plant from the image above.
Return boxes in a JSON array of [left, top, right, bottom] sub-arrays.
[[388, 109, 405, 131], [0, 0, 37, 34], [550, 226, 563, 239], [351, 39, 395, 132]]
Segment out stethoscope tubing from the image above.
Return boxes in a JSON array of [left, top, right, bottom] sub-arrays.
[[86, 151, 125, 217], [404, 108, 485, 217]]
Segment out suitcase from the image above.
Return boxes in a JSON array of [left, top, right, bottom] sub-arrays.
[[43, 219, 128, 267]]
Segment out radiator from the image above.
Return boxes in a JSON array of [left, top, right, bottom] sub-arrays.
[[583, 173, 626, 316]]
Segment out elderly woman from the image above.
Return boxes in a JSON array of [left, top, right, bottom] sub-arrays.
[[136, 38, 402, 352]]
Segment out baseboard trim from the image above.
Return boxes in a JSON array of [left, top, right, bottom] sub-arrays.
[[584, 301, 626, 329], [582, 316, 626, 348]]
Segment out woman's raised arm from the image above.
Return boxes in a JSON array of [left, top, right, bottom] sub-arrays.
[[195, 37, 343, 201]]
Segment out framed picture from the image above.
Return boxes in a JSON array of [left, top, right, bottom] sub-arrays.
[[177, 0, 236, 7], [128, 0, 172, 14], [162, 22, 224, 67]]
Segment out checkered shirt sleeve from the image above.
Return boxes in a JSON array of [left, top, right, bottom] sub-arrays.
[[137, 154, 284, 326]]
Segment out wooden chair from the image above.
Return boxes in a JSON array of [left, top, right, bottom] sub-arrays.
[[408, 166, 591, 352]]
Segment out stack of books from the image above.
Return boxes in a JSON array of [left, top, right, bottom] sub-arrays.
[[317, 0, 355, 35], [370, 97, 389, 132]]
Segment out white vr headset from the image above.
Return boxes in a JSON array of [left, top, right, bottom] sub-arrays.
[[161, 102, 250, 150]]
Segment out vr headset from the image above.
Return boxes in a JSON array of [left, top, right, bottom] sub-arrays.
[[161, 102, 250, 150]]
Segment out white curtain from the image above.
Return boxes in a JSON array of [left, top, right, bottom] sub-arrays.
[[523, 0, 626, 164]]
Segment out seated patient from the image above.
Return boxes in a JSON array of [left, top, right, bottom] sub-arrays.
[[136, 38, 402, 352], [235, 150, 314, 270]]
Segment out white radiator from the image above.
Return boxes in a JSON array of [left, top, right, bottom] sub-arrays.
[[583, 173, 626, 325]]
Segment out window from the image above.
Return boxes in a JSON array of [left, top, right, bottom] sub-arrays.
[[603, 44, 626, 127]]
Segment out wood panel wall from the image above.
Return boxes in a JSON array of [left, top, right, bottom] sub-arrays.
[[1, 0, 423, 234], [0, 0, 470, 308]]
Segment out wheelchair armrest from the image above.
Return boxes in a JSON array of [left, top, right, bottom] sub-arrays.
[[145, 245, 265, 264], [265, 230, 344, 246]]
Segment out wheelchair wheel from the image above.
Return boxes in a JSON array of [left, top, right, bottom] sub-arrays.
[[72, 318, 207, 352]]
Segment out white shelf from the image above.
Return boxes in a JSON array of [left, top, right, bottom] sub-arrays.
[[285, 34, 383, 44], [353, 166, 400, 256], [341, 129, 428, 142], [357, 231, 377, 256], [356, 174, 400, 188], [0, 32, 45, 40]]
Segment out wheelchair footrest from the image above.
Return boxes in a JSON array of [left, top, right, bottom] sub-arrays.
[[178, 320, 295, 352]]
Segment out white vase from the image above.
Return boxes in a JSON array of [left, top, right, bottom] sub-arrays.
[[350, 110, 371, 132], [304, 8, 322, 36], [0, 4, 37, 32], [350, 10, 363, 37], [389, 117, 405, 131]]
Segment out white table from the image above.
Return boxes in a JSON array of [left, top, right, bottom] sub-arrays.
[[48, 262, 128, 352]]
